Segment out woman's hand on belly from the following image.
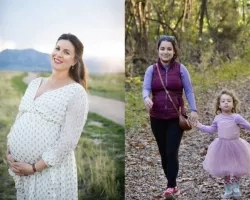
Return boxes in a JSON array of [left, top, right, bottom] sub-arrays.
[[6, 150, 15, 165], [7, 147, 25, 176], [11, 162, 34, 176], [7, 153, 25, 176]]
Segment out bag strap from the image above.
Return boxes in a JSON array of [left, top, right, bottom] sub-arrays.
[[155, 63, 180, 115]]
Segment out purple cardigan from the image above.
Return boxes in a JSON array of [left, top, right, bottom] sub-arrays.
[[142, 63, 197, 112]]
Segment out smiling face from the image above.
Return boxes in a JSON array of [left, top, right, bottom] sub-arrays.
[[51, 39, 76, 72], [158, 41, 175, 64]]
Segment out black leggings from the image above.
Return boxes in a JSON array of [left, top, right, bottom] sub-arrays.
[[150, 117, 183, 188]]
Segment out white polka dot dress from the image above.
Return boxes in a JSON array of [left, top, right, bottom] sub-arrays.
[[7, 77, 89, 200]]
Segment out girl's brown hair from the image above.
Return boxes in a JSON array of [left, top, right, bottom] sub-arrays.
[[57, 33, 88, 89], [215, 89, 240, 114]]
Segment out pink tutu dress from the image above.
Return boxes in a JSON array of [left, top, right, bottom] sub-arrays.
[[197, 113, 250, 177]]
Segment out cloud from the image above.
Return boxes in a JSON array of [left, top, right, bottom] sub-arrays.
[[84, 40, 124, 59], [33, 43, 54, 54], [0, 39, 16, 51]]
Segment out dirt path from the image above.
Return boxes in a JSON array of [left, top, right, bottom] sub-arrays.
[[23, 72, 124, 126], [125, 78, 250, 199]]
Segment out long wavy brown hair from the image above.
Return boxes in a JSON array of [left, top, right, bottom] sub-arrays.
[[214, 89, 240, 114]]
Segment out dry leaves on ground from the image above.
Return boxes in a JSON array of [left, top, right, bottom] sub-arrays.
[[125, 78, 250, 200]]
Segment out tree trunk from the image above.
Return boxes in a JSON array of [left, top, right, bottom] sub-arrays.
[[199, 0, 207, 37]]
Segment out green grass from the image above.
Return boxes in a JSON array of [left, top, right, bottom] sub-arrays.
[[125, 77, 150, 130], [84, 113, 124, 156], [11, 72, 28, 94], [188, 60, 250, 93], [0, 72, 124, 200], [77, 113, 124, 199], [39, 72, 51, 77], [0, 72, 24, 200], [88, 73, 125, 102]]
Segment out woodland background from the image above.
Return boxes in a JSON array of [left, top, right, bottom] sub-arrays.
[[125, 0, 250, 199]]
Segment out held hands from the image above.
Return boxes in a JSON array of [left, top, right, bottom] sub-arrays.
[[190, 111, 199, 128], [191, 118, 202, 128], [190, 111, 199, 122], [144, 97, 153, 111]]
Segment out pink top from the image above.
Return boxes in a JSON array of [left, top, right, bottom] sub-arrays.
[[197, 113, 250, 140]]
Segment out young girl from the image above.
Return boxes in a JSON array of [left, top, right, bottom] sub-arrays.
[[195, 89, 250, 199]]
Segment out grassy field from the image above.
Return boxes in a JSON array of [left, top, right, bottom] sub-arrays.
[[0, 72, 124, 200], [40, 72, 125, 102], [88, 73, 124, 102]]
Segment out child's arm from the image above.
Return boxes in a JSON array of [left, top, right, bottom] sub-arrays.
[[235, 114, 250, 130], [195, 118, 218, 134]]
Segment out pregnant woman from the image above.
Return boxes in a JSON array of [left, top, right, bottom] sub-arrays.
[[6, 33, 89, 200]]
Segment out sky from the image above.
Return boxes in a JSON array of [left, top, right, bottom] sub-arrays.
[[0, 0, 124, 72]]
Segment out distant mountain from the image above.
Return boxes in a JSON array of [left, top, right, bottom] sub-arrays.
[[0, 49, 51, 72], [0, 49, 124, 74]]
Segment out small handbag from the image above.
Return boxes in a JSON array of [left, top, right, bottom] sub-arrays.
[[156, 64, 192, 131]]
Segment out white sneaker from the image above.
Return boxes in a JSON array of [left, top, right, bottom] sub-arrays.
[[222, 184, 233, 199], [232, 183, 241, 199]]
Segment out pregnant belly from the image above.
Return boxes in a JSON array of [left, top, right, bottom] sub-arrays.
[[8, 114, 61, 163]]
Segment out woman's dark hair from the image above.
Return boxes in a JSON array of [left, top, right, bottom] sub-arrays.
[[57, 33, 87, 89], [157, 35, 180, 62]]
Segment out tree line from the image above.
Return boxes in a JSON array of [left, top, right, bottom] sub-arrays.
[[125, 0, 250, 77]]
